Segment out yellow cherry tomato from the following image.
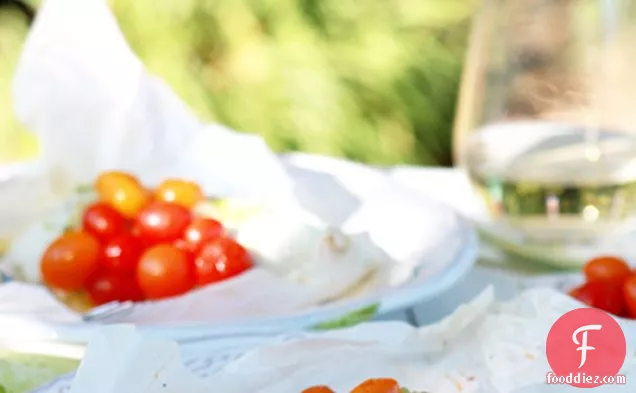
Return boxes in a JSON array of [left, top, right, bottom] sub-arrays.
[[95, 171, 149, 218], [155, 179, 203, 209]]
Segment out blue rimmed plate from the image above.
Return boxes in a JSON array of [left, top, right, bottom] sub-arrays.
[[0, 154, 478, 344]]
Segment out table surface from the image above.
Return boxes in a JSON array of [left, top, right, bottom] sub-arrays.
[[378, 252, 570, 326]]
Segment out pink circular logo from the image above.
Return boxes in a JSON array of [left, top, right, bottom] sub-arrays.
[[546, 308, 626, 388]]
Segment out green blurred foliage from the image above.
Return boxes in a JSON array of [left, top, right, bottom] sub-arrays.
[[0, 351, 78, 393], [0, 0, 473, 166], [0, 7, 37, 162]]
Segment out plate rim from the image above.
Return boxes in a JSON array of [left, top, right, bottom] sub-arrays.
[[41, 214, 477, 343]]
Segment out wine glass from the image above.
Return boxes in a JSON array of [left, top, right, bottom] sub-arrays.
[[453, 0, 636, 267]]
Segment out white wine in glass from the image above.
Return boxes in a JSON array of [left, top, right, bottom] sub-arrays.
[[454, 0, 636, 267]]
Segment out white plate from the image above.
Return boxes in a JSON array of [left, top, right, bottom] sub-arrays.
[[0, 154, 477, 343]]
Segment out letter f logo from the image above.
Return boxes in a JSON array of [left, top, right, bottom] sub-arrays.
[[572, 324, 602, 368]]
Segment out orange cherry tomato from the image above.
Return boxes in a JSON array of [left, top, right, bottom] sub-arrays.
[[95, 171, 149, 218], [179, 217, 224, 254], [81, 202, 127, 242], [155, 179, 204, 209], [136, 244, 194, 300], [41, 231, 100, 291], [569, 281, 625, 316], [194, 237, 253, 286], [135, 202, 192, 245], [351, 378, 401, 393], [86, 273, 143, 306], [302, 386, 335, 393], [623, 275, 636, 318], [583, 256, 631, 284]]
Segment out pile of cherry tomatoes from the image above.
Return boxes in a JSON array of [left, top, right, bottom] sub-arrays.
[[40, 171, 253, 307], [569, 256, 636, 318], [303, 378, 404, 393]]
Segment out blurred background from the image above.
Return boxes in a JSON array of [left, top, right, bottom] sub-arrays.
[[0, 0, 474, 166]]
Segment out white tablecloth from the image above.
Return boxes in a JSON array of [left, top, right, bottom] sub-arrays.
[[380, 165, 575, 326]]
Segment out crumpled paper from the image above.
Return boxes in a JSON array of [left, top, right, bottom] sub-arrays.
[[12, 0, 293, 204], [1, 0, 294, 238], [65, 288, 636, 393], [0, 168, 464, 328], [0, 0, 468, 329]]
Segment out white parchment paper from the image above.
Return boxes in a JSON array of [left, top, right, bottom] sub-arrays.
[[63, 288, 636, 393]]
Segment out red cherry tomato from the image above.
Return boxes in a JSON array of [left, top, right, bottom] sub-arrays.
[[583, 256, 631, 284], [130, 221, 153, 248], [87, 273, 143, 306], [194, 237, 253, 286], [100, 233, 142, 274], [569, 281, 625, 316], [173, 238, 190, 255], [81, 202, 127, 241], [568, 286, 582, 298], [179, 217, 224, 254], [135, 202, 192, 245], [623, 275, 636, 318], [41, 231, 100, 291], [351, 378, 401, 393], [137, 244, 194, 300]]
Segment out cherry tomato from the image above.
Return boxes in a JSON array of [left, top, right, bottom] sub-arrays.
[[351, 378, 401, 393], [173, 238, 191, 255], [100, 233, 143, 274], [583, 256, 631, 284], [130, 222, 141, 237], [194, 237, 253, 286], [129, 222, 152, 250], [301, 386, 335, 393], [41, 231, 100, 291], [135, 202, 192, 245], [96, 170, 137, 187], [623, 275, 636, 318], [81, 202, 127, 241], [155, 179, 204, 209], [87, 273, 143, 306], [179, 217, 223, 254], [137, 244, 194, 300], [569, 281, 625, 316], [95, 171, 149, 218], [568, 286, 582, 298]]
